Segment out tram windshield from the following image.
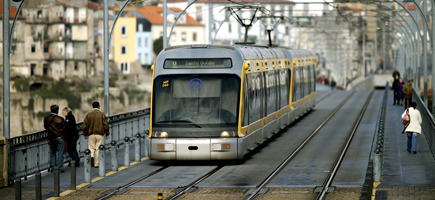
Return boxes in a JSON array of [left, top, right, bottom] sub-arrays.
[[152, 74, 240, 128]]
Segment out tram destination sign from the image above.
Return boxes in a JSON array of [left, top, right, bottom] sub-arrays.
[[164, 58, 232, 69]]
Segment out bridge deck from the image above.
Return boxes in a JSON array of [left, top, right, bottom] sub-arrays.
[[2, 90, 435, 199]]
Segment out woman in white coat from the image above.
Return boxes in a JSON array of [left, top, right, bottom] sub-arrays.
[[401, 102, 422, 154]]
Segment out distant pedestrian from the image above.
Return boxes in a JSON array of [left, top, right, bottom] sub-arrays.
[[403, 79, 413, 110], [392, 68, 400, 79], [44, 105, 66, 173], [401, 102, 422, 154], [319, 77, 325, 84], [331, 79, 336, 90], [396, 79, 404, 106], [62, 107, 80, 167], [83, 101, 109, 168], [392, 75, 400, 105]]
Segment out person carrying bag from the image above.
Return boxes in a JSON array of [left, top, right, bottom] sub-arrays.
[[401, 102, 422, 154]]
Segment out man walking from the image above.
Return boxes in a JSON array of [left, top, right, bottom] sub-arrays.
[[44, 105, 66, 173], [392, 68, 400, 79], [83, 101, 109, 168], [403, 79, 413, 110]]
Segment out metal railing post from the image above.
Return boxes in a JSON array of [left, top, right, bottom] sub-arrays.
[[374, 149, 382, 182], [35, 172, 41, 200], [15, 179, 21, 200], [135, 133, 141, 162], [111, 140, 118, 171], [84, 149, 91, 183], [54, 167, 60, 197], [71, 161, 76, 190], [99, 145, 105, 177], [124, 137, 130, 166]]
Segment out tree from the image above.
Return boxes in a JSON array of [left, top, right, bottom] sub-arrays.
[[153, 36, 164, 56]]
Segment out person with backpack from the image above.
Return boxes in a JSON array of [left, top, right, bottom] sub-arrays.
[[44, 105, 67, 173], [401, 102, 422, 154]]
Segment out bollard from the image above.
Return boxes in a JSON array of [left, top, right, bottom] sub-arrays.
[[374, 151, 382, 182], [145, 130, 149, 157], [15, 179, 21, 200], [35, 172, 42, 200], [54, 167, 60, 197], [71, 161, 76, 190], [158, 192, 163, 200], [135, 133, 141, 162], [111, 140, 118, 171], [84, 149, 92, 183], [99, 145, 106, 177], [124, 137, 130, 166]]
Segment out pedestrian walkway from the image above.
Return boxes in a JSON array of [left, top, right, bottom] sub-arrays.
[[376, 91, 435, 199]]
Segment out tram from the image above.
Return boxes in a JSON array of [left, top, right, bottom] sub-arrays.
[[147, 44, 316, 160]]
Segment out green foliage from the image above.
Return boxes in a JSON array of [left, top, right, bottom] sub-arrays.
[[101, 78, 116, 87], [36, 111, 51, 118], [13, 77, 30, 92], [28, 98, 34, 110], [31, 79, 81, 110], [153, 36, 164, 56], [123, 87, 146, 105]]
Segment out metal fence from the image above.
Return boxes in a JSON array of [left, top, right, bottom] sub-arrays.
[[7, 108, 150, 185], [413, 89, 435, 158]]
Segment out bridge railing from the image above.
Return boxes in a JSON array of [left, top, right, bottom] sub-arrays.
[[413, 89, 435, 158], [7, 108, 150, 185]]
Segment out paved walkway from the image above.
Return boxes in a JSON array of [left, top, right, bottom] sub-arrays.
[[376, 91, 435, 199]]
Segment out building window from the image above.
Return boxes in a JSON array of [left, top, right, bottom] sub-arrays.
[[43, 64, 49, 76], [31, 64, 37, 76], [145, 53, 148, 64], [145, 38, 148, 47], [121, 45, 127, 55], [138, 53, 141, 62], [229, 24, 232, 33], [160, 31, 163, 37], [44, 43, 49, 53], [120, 62, 129, 73], [181, 32, 186, 42], [78, 25, 82, 33], [138, 37, 141, 47], [171, 32, 176, 41], [192, 33, 197, 42], [31, 44, 36, 53], [138, 24, 143, 32], [11, 45, 16, 55], [74, 62, 78, 70], [196, 6, 202, 22], [121, 25, 127, 37]]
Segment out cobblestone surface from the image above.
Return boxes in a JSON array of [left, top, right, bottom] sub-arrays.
[[376, 187, 435, 200], [0, 186, 53, 200]]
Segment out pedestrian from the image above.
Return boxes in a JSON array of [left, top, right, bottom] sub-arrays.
[[396, 78, 405, 106], [403, 79, 413, 110], [401, 102, 422, 154], [392, 68, 400, 79], [83, 101, 109, 168], [62, 107, 80, 167], [391, 75, 400, 105], [44, 105, 66, 173], [330, 79, 336, 90]]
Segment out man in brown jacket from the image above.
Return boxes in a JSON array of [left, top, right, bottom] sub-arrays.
[[403, 79, 413, 110], [44, 104, 67, 172], [83, 101, 109, 168]]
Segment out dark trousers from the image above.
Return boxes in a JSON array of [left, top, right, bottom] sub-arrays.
[[404, 98, 412, 110], [49, 137, 65, 170], [67, 139, 80, 165], [393, 93, 399, 104]]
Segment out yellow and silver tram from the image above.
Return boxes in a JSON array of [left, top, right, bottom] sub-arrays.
[[147, 44, 316, 160]]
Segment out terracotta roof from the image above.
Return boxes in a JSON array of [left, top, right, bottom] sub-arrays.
[[88, 1, 104, 10], [405, 3, 416, 10], [0, 0, 24, 18], [136, 5, 203, 26], [162, 0, 293, 3]]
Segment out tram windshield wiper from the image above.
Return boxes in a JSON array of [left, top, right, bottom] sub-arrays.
[[157, 120, 202, 128]]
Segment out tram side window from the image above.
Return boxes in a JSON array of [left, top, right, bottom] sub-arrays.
[[304, 66, 309, 96], [298, 67, 303, 99], [292, 67, 299, 102], [247, 73, 261, 123], [280, 69, 288, 107], [312, 64, 316, 92], [265, 70, 277, 115]]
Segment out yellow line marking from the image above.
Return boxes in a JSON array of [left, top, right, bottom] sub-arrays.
[[119, 166, 129, 171], [105, 171, 117, 176], [141, 157, 149, 162], [60, 190, 75, 196], [92, 177, 104, 182], [130, 161, 139, 166], [47, 197, 59, 200], [76, 183, 90, 189]]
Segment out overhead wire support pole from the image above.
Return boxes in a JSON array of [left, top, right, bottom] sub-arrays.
[[3, 0, 26, 139], [103, 0, 131, 116]]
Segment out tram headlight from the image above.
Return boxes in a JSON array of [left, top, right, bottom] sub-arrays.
[[220, 131, 237, 137], [153, 131, 168, 138]]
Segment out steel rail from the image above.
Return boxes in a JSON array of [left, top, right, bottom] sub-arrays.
[[166, 166, 223, 200], [97, 166, 169, 200], [246, 91, 356, 200], [316, 90, 374, 200], [317, 91, 335, 103]]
